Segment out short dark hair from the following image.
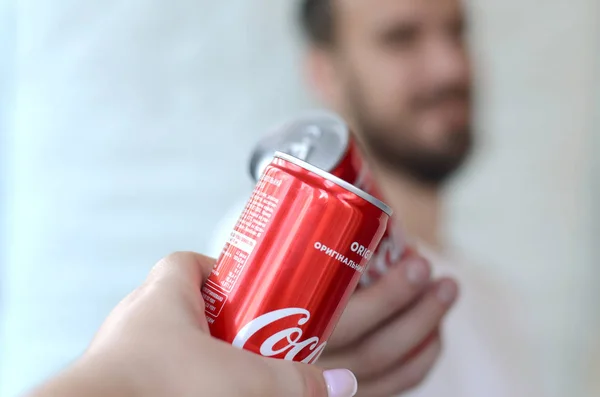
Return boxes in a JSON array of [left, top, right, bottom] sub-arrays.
[[299, 0, 335, 46]]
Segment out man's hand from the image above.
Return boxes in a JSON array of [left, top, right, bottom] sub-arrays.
[[318, 251, 458, 397]]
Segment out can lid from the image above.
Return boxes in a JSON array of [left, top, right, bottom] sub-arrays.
[[274, 152, 393, 217], [249, 111, 350, 182]]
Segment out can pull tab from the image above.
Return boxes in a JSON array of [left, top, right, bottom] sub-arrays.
[[287, 125, 322, 161]]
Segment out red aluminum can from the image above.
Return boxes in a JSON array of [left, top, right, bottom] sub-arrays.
[[249, 111, 406, 286], [203, 152, 391, 363]]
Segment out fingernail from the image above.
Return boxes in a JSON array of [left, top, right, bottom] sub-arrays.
[[324, 369, 358, 397], [436, 280, 458, 305], [406, 258, 428, 285]]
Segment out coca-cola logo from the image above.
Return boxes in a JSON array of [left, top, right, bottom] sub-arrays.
[[232, 308, 327, 364]]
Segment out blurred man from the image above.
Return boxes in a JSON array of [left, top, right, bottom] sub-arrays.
[[301, 0, 470, 248], [208, 0, 541, 396]]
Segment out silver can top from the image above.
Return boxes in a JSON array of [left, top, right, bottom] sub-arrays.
[[273, 152, 392, 217], [249, 110, 350, 182]]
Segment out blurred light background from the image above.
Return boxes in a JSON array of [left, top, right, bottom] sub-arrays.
[[0, 1, 598, 396]]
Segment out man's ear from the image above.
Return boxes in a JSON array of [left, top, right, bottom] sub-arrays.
[[303, 47, 344, 108]]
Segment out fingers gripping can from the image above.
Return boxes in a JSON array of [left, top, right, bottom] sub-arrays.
[[203, 153, 391, 363], [249, 111, 406, 286]]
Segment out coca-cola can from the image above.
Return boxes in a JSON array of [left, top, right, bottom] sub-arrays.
[[249, 111, 405, 286], [203, 152, 391, 363]]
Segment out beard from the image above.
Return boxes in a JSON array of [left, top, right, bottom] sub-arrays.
[[346, 83, 474, 186]]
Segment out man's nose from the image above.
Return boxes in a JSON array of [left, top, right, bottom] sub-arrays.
[[423, 39, 471, 86]]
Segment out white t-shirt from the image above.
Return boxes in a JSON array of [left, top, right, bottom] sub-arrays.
[[207, 198, 543, 397]]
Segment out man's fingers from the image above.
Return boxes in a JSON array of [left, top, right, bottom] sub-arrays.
[[327, 253, 431, 350], [264, 357, 358, 397], [321, 278, 457, 378], [355, 334, 442, 397]]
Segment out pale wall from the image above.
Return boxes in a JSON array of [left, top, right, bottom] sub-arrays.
[[0, 1, 597, 396]]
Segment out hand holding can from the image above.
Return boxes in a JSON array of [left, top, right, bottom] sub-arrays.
[[28, 252, 360, 397]]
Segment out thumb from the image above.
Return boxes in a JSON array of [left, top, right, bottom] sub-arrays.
[[265, 358, 358, 397]]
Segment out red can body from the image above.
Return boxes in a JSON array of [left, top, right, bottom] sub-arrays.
[[203, 153, 390, 362]]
